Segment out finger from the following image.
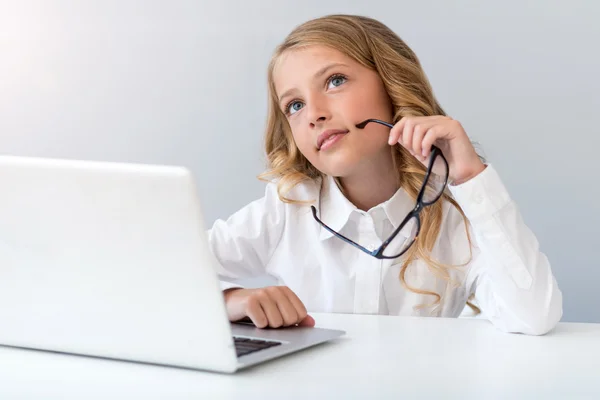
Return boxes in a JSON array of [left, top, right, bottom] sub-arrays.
[[388, 118, 406, 145], [245, 296, 268, 328], [413, 121, 439, 160], [400, 118, 415, 151], [281, 286, 308, 323], [267, 287, 299, 326], [412, 123, 427, 159], [257, 290, 284, 328], [421, 127, 440, 159], [298, 314, 316, 327]]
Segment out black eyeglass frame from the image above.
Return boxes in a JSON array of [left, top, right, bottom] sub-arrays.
[[310, 118, 449, 259]]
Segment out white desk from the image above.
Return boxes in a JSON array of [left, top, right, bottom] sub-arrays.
[[1, 313, 599, 399]]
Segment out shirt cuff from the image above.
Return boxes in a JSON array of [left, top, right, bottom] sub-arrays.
[[220, 280, 244, 292], [448, 164, 512, 222]]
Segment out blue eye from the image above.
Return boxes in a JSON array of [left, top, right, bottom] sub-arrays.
[[287, 101, 304, 115], [328, 75, 347, 89]]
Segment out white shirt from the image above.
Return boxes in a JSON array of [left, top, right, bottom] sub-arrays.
[[207, 164, 563, 335]]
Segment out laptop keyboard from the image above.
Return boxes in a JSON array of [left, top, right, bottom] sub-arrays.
[[233, 337, 282, 357]]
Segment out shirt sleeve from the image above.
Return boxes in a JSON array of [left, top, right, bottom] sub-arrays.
[[448, 164, 563, 335], [206, 182, 286, 291]]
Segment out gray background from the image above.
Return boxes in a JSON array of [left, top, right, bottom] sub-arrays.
[[1, 0, 598, 323]]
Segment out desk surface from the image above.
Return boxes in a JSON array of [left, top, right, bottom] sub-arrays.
[[1, 313, 599, 399]]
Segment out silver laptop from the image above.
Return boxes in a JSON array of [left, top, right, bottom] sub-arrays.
[[0, 155, 344, 373]]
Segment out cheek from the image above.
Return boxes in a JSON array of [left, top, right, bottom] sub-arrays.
[[344, 80, 393, 121], [289, 123, 316, 158], [355, 94, 390, 118]]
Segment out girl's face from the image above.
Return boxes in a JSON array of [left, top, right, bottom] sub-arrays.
[[273, 45, 394, 178]]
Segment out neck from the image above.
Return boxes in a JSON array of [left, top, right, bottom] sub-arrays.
[[337, 149, 400, 211]]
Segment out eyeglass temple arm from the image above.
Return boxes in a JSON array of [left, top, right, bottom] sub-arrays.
[[310, 206, 377, 255]]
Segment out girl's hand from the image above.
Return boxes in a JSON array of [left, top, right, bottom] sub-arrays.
[[389, 116, 486, 185], [223, 286, 315, 329]]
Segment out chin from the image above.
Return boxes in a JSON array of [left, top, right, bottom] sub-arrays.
[[314, 157, 363, 178]]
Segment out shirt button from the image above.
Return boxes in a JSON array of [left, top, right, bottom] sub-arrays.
[[473, 193, 484, 204]]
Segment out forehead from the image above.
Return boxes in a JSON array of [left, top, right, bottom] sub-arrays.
[[273, 45, 355, 95]]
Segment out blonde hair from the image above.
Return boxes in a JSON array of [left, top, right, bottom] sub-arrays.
[[260, 14, 478, 313]]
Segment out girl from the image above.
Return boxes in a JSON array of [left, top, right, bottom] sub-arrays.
[[208, 14, 562, 335]]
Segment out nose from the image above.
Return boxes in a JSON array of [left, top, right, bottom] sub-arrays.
[[305, 95, 331, 128]]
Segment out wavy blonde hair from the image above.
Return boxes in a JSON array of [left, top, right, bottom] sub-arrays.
[[260, 14, 478, 313]]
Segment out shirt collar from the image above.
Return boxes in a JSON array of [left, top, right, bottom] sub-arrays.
[[316, 175, 415, 241]]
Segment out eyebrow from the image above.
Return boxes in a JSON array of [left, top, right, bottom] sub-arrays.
[[277, 62, 350, 106]]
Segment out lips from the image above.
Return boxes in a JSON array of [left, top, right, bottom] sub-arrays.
[[317, 129, 349, 150]]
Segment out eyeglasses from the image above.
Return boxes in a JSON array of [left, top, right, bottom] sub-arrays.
[[310, 118, 449, 259]]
